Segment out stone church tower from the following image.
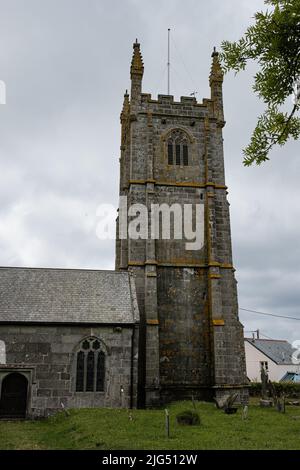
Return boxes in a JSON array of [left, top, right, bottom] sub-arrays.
[[116, 41, 248, 407]]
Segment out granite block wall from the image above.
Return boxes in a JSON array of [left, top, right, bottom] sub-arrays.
[[0, 324, 138, 417]]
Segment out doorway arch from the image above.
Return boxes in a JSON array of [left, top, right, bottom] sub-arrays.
[[0, 373, 28, 419]]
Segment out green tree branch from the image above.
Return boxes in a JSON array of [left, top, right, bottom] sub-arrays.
[[220, 0, 300, 165]]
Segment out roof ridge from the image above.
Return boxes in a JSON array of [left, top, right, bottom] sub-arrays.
[[245, 338, 287, 343], [0, 266, 128, 274]]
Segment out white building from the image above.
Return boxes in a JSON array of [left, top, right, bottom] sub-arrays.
[[244, 338, 300, 383]]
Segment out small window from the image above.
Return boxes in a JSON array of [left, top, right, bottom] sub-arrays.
[[166, 129, 190, 166], [75, 338, 105, 392], [260, 361, 268, 372]]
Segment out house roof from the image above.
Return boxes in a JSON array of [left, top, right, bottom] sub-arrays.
[[0, 267, 139, 325], [280, 372, 300, 383], [245, 338, 296, 365]]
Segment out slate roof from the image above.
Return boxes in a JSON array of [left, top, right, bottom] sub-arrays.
[[279, 372, 300, 383], [0, 267, 139, 325], [245, 338, 296, 365], [280, 372, 300, 383]]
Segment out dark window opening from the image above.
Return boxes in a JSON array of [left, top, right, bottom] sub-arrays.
[[176, 144, 181, 165], [166, 130, 190, 166], [86, 351, 95, 392], [183, 145, 188, 166], [260, 361, 269, 372], [168, 143, 173, 165], [76, 351, 84, 392], [96, 351, 105, 392], [75, 338, 105, 393]]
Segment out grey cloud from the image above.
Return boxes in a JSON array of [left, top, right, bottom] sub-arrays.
[[0, 0, 299, 342]]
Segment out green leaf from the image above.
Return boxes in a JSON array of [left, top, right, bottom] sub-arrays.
[[220, 0, 300, 165]]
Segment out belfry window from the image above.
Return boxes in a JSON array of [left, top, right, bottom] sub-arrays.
[[167, 130, 189, 166], [76, 337, 105, 392]]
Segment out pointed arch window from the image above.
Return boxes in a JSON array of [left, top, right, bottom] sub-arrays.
[[167, 129, 189, 166], [75, 337, 105, 392]]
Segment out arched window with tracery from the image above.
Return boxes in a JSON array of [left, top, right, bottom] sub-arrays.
[[167, 129, 189, 166], [75, 337, 105, 392]]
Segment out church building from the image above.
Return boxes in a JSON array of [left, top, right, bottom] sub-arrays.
[[0, 41, 248, 418]]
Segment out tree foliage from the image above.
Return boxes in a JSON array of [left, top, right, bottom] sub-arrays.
[[220, 0, 300, 165]]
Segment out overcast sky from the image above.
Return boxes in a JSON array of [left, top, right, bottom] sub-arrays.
[[0, 0, 299, 343]]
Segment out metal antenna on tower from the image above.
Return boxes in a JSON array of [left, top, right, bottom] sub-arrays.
[[167, 28, 170, 95]]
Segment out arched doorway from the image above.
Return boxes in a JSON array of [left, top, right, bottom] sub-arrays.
[[0, 373, 28, 419]]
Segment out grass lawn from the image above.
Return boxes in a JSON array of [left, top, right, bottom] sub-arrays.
[[0, 400, 300, 450]]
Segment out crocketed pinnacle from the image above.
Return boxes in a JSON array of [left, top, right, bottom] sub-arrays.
[[209, 47, 223, 85], [121, 90, 130, 119], [130, 39, 144, 79]]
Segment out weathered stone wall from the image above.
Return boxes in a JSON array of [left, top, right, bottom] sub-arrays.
[[0, 324, 138, 417], [157, 266, 211, 400], [154, 185, 206, 264]]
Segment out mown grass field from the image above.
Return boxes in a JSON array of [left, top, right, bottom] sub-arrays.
[[0, 400, 300, 450]]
